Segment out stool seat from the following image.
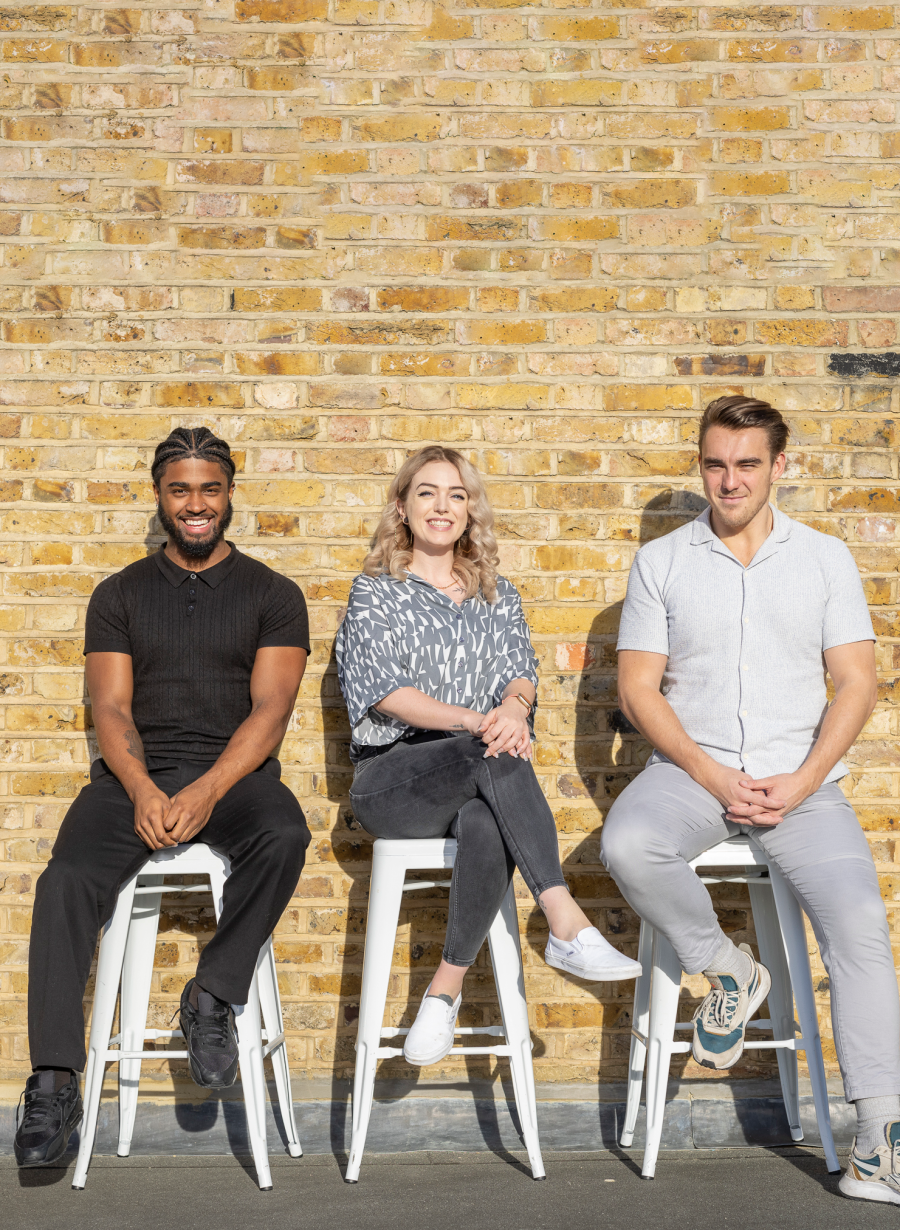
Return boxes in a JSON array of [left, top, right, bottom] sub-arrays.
[[346, 837, 545, 1182], [72, 843, 301, 1190], [620, 836, 839, 1178]]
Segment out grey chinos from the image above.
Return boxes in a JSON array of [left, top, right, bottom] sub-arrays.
[[601, 761, 900, 1103]]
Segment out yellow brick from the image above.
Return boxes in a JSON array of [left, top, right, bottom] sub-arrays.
[[0, 0, 892, 1090]]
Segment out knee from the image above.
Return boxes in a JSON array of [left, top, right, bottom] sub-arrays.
[[34, 850, 92, 905], [249, 796, 310, 866], [600, 806, 659, 882]]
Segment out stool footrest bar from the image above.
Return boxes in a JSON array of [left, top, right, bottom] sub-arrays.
[[380, 1025, 506, 1038], [376, 1046, 513, 1059], [106, 1050, 189, 1061]]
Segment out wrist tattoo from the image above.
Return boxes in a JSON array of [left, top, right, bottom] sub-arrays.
[[124, 728, 146, 765]]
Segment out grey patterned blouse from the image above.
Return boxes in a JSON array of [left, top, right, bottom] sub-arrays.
[[335, 571, 539, 762]]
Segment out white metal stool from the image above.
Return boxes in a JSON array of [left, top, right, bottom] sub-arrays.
[[73, 842, 302, 1191], [346, 837, 545, 1183], [620, 836, 840, 1178]]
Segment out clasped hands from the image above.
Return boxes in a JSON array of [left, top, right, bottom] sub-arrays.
[[461, 698, 532, 760], [710, 764, 818, 828], [131, 777, 218, 850]]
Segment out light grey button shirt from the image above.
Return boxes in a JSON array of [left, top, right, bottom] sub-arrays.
[[617, 505, 875, 781], [336, 571, 539, 762]]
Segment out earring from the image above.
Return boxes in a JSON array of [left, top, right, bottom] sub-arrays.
[[401, 515, 409, 525]]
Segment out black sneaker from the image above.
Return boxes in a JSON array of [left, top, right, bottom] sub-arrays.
[[14, 1071, 83, 1168], [179, 979, 239, 1089]]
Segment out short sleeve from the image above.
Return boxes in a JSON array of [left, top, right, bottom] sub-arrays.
[[494, 581, 539, 699], [84, 576, 132, 656], [822, 544, 875, 651], [335, 577, 416, 727], [258, 575, 311, 651], [616, 549, 670, 655]]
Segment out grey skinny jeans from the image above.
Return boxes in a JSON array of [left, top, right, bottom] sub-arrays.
[[349, 734, 568, 967], [601, 760, 900, 1102]]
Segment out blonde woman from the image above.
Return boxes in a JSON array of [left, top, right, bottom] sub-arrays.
[[336, 446, 640, 1066]]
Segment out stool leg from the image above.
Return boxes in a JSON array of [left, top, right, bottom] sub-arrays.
[[642, 930, 682, 1180], [749, 881, 802, 1142], [72, 874, 139, 1190], [257, 938, 302, 1158], [769, 867, 840, 1174], [620, 920, 653, 1148], [117, 880, 163, 1158], [488, 883, 545, 1180], [235, 973, 273, 1191], [346, 854, 406, 1183], [204, 858, 274, 1190]]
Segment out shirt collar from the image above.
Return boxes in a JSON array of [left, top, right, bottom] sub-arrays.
[[404, 571, 470, 607], [153, 543, 239, 589], [690, 505, 792, 566]]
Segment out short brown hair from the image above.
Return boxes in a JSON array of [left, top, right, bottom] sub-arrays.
[[699, 395, 789, 460]]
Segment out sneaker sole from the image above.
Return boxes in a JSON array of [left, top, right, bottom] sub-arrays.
[[14, 1107, 83, 1168], [839, 1174, 900, 1205], [545, 950, 642, 982], [694, 962, 773, 1071], [403, 1036, 457, 1066]]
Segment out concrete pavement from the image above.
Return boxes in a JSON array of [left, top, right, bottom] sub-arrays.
[[4, 1149, 899, 1230]]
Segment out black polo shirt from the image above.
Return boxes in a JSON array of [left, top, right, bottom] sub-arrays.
[[84, 545, 310, 762]]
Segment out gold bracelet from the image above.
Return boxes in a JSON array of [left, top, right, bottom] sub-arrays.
[[511, 693, 533, 715]]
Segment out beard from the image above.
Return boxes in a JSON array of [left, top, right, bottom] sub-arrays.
[[157, 500, 233, 559]]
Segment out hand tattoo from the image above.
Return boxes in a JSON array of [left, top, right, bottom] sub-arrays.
[[124, 728, 146, 765]]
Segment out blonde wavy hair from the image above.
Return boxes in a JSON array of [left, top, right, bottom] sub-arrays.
[[362, 447, 500, 602]]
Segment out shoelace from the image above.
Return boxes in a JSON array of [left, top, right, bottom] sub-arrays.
[[701, 985, 742, 1030], [17, 1087, 61, 1134], [176, 1002, 233, 1052]]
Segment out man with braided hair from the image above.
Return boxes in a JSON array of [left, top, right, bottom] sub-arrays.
[[15, 427, 311, 1168]]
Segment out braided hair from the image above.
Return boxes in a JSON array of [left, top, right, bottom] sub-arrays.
[[151, 426, 236, 487]]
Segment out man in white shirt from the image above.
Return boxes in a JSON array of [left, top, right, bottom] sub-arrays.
[[601, 394, 900, 1205]]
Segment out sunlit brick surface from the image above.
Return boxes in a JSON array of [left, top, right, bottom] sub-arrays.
[[0, 2, 898, 1091]]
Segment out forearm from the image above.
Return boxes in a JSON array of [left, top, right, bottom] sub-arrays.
[[620, 685, 721, 791], [799, 680, 876, 791], [92, 704, 155, 801], [195, 701, 294, 802], [374, 687, 478, 732]]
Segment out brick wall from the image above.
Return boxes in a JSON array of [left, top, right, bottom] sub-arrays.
[[1, 1, 899, 1093]]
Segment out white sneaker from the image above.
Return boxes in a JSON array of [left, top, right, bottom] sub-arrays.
[[403, 989, 461, 1066], [840, 1122, 900, 1204], [544, 926, 642, 982]]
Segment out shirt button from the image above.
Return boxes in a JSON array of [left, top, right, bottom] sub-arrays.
[[190, 573, 196, 580], [742, 664, 748, 671], [741, 710, 748, 717], [744, 617, 749, 624]]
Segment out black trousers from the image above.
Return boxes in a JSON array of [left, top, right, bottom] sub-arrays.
[[349, 735, 567, 967], [28, 758, 310, 1072]]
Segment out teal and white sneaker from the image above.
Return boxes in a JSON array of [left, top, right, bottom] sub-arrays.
[[840, 1122, 900, 1205], [691, 945, 771, 1070]]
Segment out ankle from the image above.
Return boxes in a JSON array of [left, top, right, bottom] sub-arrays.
[[31, 1067, 76, 1092], [856, 1095, 900, 1154], [539, 886, 589, 944], [702, 937, 753, 985]]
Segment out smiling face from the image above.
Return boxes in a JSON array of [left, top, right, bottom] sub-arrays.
[[397, 459, 469, 551], [154, 457, 235, 560], [700, 425, 786, 533]]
